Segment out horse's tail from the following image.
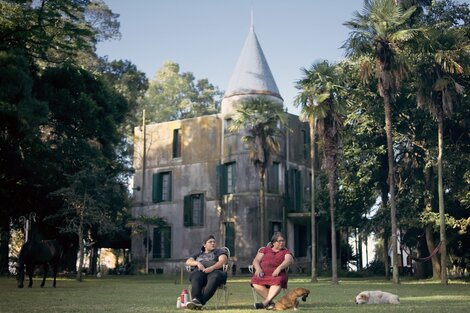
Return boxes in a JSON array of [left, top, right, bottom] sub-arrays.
[[17, 242, 29, 288]]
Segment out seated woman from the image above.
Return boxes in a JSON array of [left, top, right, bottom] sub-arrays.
[[185, 235, 228, 310], [251, 231, 294, 310]]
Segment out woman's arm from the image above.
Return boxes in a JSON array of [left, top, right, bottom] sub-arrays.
[[272, 253, 294, 277], [252, 252, 265, 277]]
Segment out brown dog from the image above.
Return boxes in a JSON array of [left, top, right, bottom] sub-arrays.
[[274, 287, 310, 310]]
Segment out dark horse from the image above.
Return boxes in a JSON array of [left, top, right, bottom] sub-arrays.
[[17, 239, 63, 288]]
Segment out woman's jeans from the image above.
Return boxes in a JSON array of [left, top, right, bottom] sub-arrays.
[[189, 269, 227, 305]]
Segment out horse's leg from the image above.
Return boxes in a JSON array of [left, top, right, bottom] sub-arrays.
[[41, 263, 48, 287], [18, 264, 24, 288], [52, 262, 58, 288], [27, 264, 34, 288]]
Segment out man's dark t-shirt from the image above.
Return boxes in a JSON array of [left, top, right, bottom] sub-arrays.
[[191, 248, 227, 268]]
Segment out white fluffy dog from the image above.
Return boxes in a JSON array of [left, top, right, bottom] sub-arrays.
[[355, 290, 400, 304]]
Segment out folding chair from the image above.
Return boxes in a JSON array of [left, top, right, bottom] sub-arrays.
[[214, 247, 230, 309], [248, 245, 289, 306], [185, 247, 230, 309]]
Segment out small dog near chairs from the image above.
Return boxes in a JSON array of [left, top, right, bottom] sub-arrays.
[[273, 287, 310, 310]]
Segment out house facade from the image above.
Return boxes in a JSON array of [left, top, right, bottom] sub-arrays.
[[131, 25, 317, 274]]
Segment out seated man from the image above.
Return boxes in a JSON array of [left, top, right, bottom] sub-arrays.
[[185, 235, 228, 310], [251, 232, 294, 310]]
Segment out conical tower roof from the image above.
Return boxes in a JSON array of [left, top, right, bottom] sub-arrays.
[[224, 25, 282, 100]]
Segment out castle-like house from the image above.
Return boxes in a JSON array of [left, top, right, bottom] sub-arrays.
[[132, 24, 313, 274]]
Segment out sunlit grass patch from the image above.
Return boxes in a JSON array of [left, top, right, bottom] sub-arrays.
[[0, 275, 469, 312]]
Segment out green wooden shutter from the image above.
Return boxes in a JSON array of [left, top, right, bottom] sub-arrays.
[[184, 195, 191, 226], [152, 173, 161, 203], [288, 168, 295, 210], [163, 227, 171, 258], [216, 164, 227, 196], [295, 169, 302, 211], [267, 162, 279, 194], [224, 222, 235, 256], [284, 168, 290, 210], [152, 228, 159, 258], [216, 165, 221, 196], [231, 162, 236, 193], [153, 226, 171, 259], [197, 194, 204, 226], [303, 130, 310, 159], [167, 173, 172, 201]]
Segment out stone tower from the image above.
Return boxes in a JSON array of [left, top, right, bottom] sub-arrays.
[[219, 24, 288, 266]]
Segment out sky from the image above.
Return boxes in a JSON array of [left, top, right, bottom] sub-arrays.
[[96, 0, 367, 115]]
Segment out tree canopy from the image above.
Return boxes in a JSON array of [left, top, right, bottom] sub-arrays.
[[142, 60, 222, 123], [0, 0, 136, 275]]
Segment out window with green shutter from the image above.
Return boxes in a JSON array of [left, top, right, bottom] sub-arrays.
[[287, 168, 302, 212], [216, 162, 236, 196], [302, 129, 310, 159], [184, 194, 204, 227], [152, 172, 172, 203], [153, 226, 171, 259], [267, 162, 279, 194]]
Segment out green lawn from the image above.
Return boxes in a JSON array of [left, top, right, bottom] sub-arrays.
[[0, 275, 469, 312]]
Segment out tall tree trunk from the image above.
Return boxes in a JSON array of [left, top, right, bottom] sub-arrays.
[[327, 161, 338, 284], [437, 112, 447, 285], [259, 169, 266, 246], [365, 234, 369, 267], [338, 228, 343, 270], [76, 207, 85, 282], [384, 95, 399, 284], [379, 149, 390, 280], [383, 232, 390, 280], [425, 226, 440, 278], [358, 231, 363, 270], [145, 225, 150, 274], [309, 116, 318, 282], [424, 167, 441, 279], [414, 239, 424, 278]]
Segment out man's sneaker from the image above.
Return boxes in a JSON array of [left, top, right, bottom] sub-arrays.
[[186, 299, 203, 310], [254, 302, 265, 309]]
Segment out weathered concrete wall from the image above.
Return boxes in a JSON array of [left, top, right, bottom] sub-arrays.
[[132, 115, 224, 273]]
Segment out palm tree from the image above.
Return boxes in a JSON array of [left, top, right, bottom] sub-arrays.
[[229, 96, 287, 246], [413, 27, 470, 284], [295, 61, 347, 284], [343, 0, 420, 284], [295, 76, 319, 283]]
